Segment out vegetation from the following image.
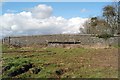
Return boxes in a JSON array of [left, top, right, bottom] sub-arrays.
[[96, 34, 114, 40], [1, 1, 119, 79], [80, 2, 120, 35], [1, 45, 118, 78]]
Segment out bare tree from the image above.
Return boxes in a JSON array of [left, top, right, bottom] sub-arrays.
[[103, 1, 119, 35], [80, 17, 110, 35], [79, 19, 91, 34], [80, 1, 119, 35]]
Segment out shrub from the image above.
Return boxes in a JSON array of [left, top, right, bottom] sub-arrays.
[[96, 34, 114, 40]]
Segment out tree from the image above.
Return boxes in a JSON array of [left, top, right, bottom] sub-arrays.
[[102, 2, 119, 34], [80, 1, 119, 35], [79, 19, 91, 34], [117, 1, 120, 34], [80, 17, 111, 35]]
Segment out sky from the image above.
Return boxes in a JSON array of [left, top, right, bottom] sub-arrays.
[[2, 2, 111, 18], [1, 0, 114, 2], [0, 2, 112, 38]]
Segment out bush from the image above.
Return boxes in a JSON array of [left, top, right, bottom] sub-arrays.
[[96, 34, 114, 40]]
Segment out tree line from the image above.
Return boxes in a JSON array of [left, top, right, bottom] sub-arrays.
[[80, 1, 120, 36]]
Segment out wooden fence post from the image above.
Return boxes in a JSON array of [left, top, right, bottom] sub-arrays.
[[2, 38, 4, 44], [8, 36, 10, 47]]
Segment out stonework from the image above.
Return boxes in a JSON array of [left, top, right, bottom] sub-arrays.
[[2, 34, 120, 48]]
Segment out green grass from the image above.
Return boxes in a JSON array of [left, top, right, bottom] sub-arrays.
[[113, 45, 120, 48], [1, 46, 118, 78], [1, 44, 25, 52], [1, 45, 9, 52], [2, 57, 32, 78]]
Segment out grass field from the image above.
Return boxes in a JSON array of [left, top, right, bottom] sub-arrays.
[[1, 45, 118, 78]]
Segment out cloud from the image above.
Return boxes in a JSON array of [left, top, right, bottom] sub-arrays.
[[30, 4, 53, 19], [0, 4, 88, 38], [80, 8, 88, 13], [6, 9, 17, 13]]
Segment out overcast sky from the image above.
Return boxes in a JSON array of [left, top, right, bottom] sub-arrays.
[[0, 2, 112, 38]]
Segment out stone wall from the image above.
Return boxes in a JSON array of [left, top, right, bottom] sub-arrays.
[[2, 34, 120, 47]]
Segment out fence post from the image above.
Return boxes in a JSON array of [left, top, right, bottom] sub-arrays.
[[8, 36, 10, 47], [2, 38, 4, 44]]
